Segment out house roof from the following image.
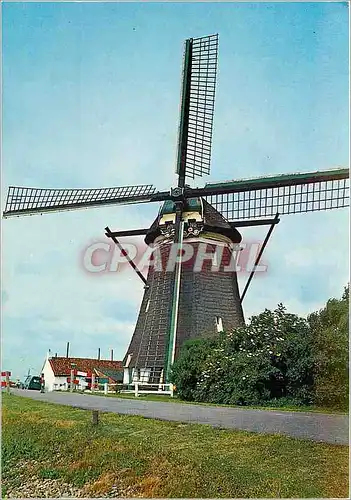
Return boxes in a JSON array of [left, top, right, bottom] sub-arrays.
[[48, 357, 123, 376]]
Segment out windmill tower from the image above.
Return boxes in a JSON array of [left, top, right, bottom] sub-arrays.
[[3, 34, 349, 386], [123, 197, 245, 384]]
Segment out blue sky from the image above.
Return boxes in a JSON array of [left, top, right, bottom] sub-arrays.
[[2, 2, 349, 379]]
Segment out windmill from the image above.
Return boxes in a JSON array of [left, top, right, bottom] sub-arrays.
[[3, 34, 349, 386]]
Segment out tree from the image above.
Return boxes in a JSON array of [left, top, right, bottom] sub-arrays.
[[308, 285, 349, 409]]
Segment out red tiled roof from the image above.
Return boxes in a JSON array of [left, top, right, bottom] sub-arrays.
[[49, 357, 123, 376]]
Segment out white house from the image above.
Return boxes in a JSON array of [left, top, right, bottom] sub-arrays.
[[41, 354, 123, 392]]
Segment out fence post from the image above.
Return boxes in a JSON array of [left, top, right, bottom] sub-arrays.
[[92, 410, 99, 425], [170, 383, 174, 398], [91, 373, 95, 392], [104, 382, 108, 395], [135, 382, 139, 397]]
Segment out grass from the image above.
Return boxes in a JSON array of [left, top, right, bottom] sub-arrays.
[[75, 389, 348, 414], [2, 394, 349, 498]]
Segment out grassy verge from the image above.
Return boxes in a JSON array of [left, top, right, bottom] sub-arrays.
[[2, 394, 349, 498], [72, 390, 348, 414]]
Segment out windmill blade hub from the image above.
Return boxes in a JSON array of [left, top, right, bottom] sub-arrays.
[[171, 187, 184, 198]]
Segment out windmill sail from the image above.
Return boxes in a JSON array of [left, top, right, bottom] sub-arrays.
[[176, 34, 219, 182], [202, 168, 349, 221], [3, 184, 169, 218], [167, 33, 219, 382]]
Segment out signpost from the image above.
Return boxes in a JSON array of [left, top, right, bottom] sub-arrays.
[[70, 363, 77, 392], [1, 371, 11, 393]]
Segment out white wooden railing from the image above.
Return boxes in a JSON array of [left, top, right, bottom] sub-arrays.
[[60, 381, 174, 397], [95, 382, 174, 397]]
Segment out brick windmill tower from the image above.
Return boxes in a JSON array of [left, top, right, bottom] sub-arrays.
[[4, 34, 349, 386], [123, 196, 245, 384]]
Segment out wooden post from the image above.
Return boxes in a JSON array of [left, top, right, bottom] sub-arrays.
[[104, 382, 108, 395], [135, 381, 139, 397], [70, 368, 74, 392], [158, 369, 164, 392], [92, 410, 99, 425], [91, 373, 95, 392]]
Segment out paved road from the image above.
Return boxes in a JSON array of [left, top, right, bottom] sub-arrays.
[[12, 389, 348, 445]]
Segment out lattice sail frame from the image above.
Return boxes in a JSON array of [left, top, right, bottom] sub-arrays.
[[3, 184, 158, 217], [177, 34, 219, 180], [204, 169, 349, 221]]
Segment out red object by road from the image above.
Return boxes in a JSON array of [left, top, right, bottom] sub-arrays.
[[67, 377, 79, 384]]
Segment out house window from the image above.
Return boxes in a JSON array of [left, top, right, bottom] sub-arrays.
[[215, 316, 223, 333], [139, 369, 150, 383], [133, 367, 140, 381], [212, 249, 218, 267]]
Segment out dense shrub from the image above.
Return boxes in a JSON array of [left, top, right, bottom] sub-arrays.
[[170, 338, 214, 401], [172, 288, 348, 409], [172, 304, 314, 406]]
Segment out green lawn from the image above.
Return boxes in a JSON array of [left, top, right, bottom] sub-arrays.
[[2, 394, 349, 498], [77, 389, 348, 414]]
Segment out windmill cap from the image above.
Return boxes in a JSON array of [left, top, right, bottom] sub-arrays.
[[145, 197, 241, 244]]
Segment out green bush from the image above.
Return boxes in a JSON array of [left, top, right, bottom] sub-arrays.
[[172, 287, 350, 410], [170, 338, 214, 401], [172, 304, 315, 406], [308, 285, 349, 410]]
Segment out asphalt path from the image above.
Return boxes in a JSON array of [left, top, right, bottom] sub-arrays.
[[11, 389, 349, 445]]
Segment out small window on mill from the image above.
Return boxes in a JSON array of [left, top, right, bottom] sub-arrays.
[[215, 316, 223, 332]]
